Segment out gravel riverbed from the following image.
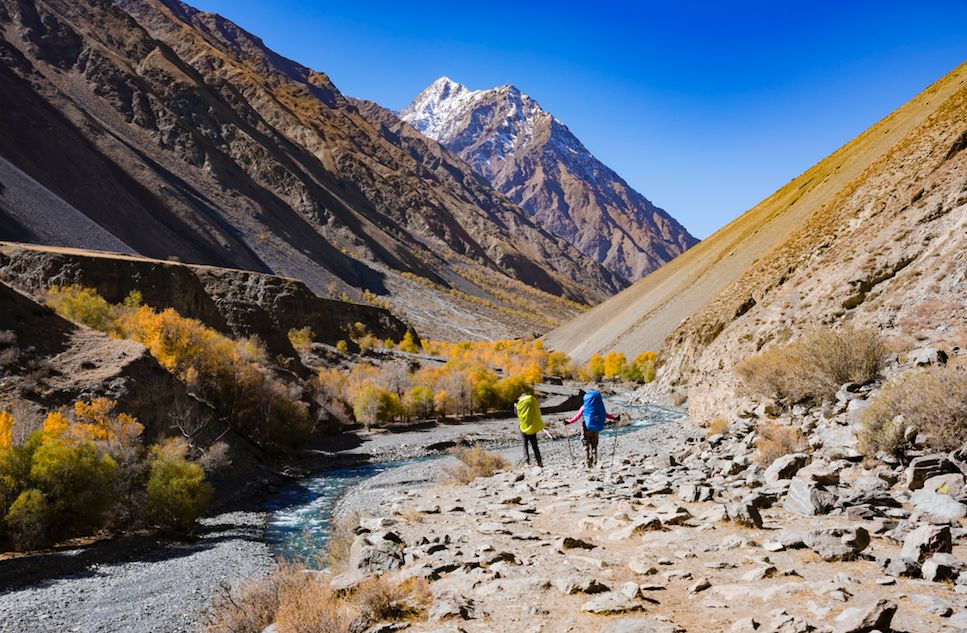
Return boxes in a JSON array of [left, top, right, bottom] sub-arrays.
[[0, 399, 685, 633]]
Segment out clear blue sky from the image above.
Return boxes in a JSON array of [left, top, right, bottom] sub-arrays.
[[189, 0, 966, 239]]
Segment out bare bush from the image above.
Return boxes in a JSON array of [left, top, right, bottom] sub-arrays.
[[444, 445, 510, 484], [706, 417, 730, 437], [206, 564, 305, 633], [327, 511, 360, 572], [860, 363, 967, 455], [737, 325, 888, 405], [754, 423, 807, 465]]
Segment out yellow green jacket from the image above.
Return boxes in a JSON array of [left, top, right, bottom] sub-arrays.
[[516, 393, 544, 435]]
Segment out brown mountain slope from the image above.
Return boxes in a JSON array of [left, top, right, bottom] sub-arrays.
[[0, 0, 618, 339], [545, 62, 967, 382]]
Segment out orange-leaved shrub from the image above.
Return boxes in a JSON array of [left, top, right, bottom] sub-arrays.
[[46, 287, 313, 451], [319, 338, 551, 426], [0, 400, 213, 551]]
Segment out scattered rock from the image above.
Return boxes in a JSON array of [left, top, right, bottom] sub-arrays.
[[831, 599, 896, 633], [783, 479, 836, 516], [901, 524, 952, 562], [802, 527, 870, 561], [557, 536, 597, 551], [921, 553, 964, 582], [730, 617, 759, 632], [905, 454, 958, 490], [429, 593, 476, 622], [554, 576, 610, 595], [581, 592, 644, 615], [910, 347, 948, 366], [607, 617, 684, 633], [330, 569, 372, 592], [764, 453, 810, 483], [726, 500, 763, 528], [909, 488, 967, 524]]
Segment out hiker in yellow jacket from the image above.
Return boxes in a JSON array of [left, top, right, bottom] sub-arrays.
[[515, 392, 544, 468]]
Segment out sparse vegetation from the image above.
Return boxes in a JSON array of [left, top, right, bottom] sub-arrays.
[[706, 417, 730, 437], [859, 363, 967, 455], [754, 423, 807, 464], [287, 327, 315, 353], [206, 564, 430, 633], [326, 512, 360, 572], [319, 338, 557, 427], [444, 445, 510, 484], [736, 326, 888, 405], [579, 350, 657, 384]]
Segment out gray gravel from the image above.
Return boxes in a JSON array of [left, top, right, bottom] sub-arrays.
[[0, 511, 274, 633]]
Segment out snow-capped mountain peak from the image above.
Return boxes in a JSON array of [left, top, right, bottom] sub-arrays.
[[400, 77, 698, 283]]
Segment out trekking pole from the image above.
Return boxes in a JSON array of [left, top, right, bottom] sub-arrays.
[[564, 420, 575, 465], [608, 415, 620, 469]]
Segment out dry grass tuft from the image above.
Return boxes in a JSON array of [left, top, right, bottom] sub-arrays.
[[326, 512, 360, 573], [860, 362, 967, 455], [737, 325, 888, 405], [706, 417, 730, 437], [206, 563, 307, 633], [755, 423, 807, 465], [352, 577, 431, 624], [444, 445, 510, 484], [207, 566, 430, 633]]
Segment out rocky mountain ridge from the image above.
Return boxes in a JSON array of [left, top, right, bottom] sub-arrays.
[[401, 77, 698, 283]]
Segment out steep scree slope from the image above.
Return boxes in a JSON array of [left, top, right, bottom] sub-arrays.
[[546, 61, 967, 408]]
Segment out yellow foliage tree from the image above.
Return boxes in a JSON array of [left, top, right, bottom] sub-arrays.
[[604, 352, 628, 379], [0, 411, 13, 450], [398, 331, 420, 354], [586, 355, 606, 381]]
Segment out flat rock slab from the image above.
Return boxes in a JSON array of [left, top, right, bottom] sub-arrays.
[[606, 617, 685, 632], [581, 592, 644, 615]]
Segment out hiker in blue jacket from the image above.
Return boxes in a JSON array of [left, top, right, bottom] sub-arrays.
[[565, 389, 620, 468]]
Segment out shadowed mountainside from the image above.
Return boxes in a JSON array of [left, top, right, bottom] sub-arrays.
[[0, 0, 620, 340]]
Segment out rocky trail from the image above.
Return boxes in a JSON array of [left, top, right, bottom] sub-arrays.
[[329, 395, 967, 632]]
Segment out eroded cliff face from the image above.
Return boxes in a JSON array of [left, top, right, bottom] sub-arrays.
[[0, 280, 194, 436], [0, 243, 409, 363]]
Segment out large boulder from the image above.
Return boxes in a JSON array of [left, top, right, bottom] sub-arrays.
[[901, 524, 952, 562], [803, 527, 870, 561], [764, 453, 810, 483], [783, 479, 836, 515], [909, 489, 967, 524], [349, 533, 406, 573], [831, 599, 897, 633], [905, 454, 959, 490]]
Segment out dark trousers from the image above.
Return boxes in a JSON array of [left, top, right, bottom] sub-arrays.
[[582, 426, 599, 468], [521, 431, 542, 467]]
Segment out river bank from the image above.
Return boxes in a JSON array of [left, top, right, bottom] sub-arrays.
[[0, 397, 678, 633]]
